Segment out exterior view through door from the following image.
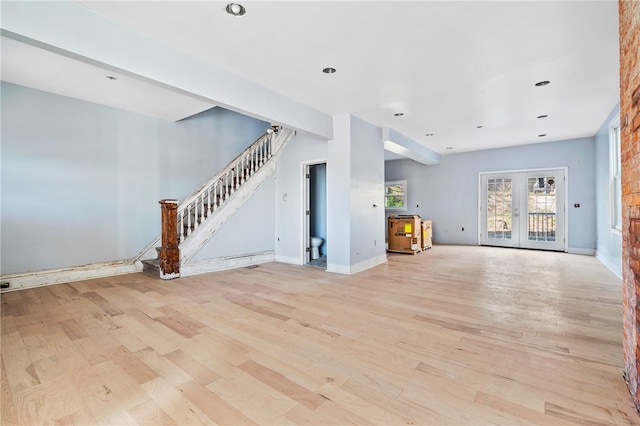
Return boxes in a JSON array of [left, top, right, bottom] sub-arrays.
[[480, 169, 566, 251]]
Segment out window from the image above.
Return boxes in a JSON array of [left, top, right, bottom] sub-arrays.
[[385, 180, 407, 211], [610, 118, 622, 231]]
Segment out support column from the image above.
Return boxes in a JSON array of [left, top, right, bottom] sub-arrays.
[[158, 199, 180, 280]]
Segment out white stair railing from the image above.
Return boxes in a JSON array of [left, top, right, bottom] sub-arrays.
[[176, 126, 293, 244]]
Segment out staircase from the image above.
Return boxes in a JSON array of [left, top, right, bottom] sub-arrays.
[[140, 126, 295, 279]]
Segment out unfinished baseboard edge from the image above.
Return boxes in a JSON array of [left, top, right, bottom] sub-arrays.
[[0, 260, 140, 292], [180, 251, 275, 277], [274, 254, 302, 265]]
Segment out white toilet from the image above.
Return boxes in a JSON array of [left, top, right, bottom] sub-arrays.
[[310, 237, 323, 260]]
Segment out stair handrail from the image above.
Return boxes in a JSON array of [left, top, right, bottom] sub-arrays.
[[147, 126, 294, 276], [176, 126, 293, 241], [179, 129, 268, 211]]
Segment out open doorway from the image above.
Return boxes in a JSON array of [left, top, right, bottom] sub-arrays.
[[304, 162, 327, 269]]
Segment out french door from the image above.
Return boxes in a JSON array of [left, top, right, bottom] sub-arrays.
[[480, 169, 566, 251]]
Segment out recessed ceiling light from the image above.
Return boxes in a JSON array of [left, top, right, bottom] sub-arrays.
[[394, 112, 404, 117], [225, 3, 246, 16], [426, 133, 434, 137], [538, 134, 547, 137], [322, 67, 336, 74], [537, 114, 548, 119], [445, 146, 453, 150], [535, 80, 550, 87], [106, 75, 117, 80]]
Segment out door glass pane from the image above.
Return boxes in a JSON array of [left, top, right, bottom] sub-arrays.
[[487, 178, 512, 239], [527, 176, 556, 241]]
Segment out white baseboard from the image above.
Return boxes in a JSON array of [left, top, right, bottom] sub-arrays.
[[274, 254, 302, 265], [181, 251, 275, 277], [595, 250, 623, 279], [326, 263, 351, 274], [567, 247, 595, 256], [0, 260, 140, 292], [327, 254, 388, 275], [350, 254, 388, 274]]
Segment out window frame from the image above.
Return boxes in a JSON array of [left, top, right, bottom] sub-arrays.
[[385, 180, 408, 211], [610, 116, 622, 232]]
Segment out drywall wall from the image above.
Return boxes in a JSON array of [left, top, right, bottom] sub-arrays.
[[1, 82, 269, 274], [274, 131, 328, 263], [595, 104, 622, 277], [349, 115, 386, 268], [191, 178, 276, 260], [385, 136, 597, 251], [274, 114, 386, 273], [327, 115, 352, 271]]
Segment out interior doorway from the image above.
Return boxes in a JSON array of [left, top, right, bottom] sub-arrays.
[[479, 168, 567, 251], [304, 162, 327, 269]]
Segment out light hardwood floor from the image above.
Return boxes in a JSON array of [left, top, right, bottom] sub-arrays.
[[1, 245, 639, 425]]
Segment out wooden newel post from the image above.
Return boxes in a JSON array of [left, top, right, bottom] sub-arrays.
[[158, 199, 180, 279]]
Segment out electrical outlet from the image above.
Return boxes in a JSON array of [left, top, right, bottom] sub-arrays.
[[1, 282, 10, 290]]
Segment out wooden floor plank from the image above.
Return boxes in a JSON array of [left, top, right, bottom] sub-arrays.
[[1, 356, 20, 426], [1, 245, 639, 425], [127, 399, 177, 426]]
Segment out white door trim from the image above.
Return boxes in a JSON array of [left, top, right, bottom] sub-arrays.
[[478, 167, 568, 252], [301, 158, 327, 265]]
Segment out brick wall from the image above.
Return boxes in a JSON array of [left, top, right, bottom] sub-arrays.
[[620, 0, 640, 410]]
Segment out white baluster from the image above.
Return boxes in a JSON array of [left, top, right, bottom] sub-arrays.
[[193, 200, 198, 230], [199, 196, 205, 223], [207, 188, 212, 215], [241, 157, 246, 184], [224, 174, 229, 201], [187, 205, 192, 236], [179, 209, 185, 243], [231, 168, 236, 192], [259, 142, 264, 166], [212, 182, 218, 212], [192, 203, 197, 230], [262, 140, 266, 164], [252, 148, 256, 175], [256, 143, 261, 168]]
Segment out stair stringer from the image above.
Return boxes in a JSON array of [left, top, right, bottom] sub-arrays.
[[178, 160, 276, 264]]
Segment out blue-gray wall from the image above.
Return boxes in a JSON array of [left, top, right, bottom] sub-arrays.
[[349, 115, 386, 267], [595, 104, 622, 277], [1, 82, 269, 274], [385, 137, 597, 252], [274, 131, 328, 263]]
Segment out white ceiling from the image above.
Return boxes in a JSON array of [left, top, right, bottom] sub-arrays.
[[1, 1, 620, 155], [1, 36, 216, 122]]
